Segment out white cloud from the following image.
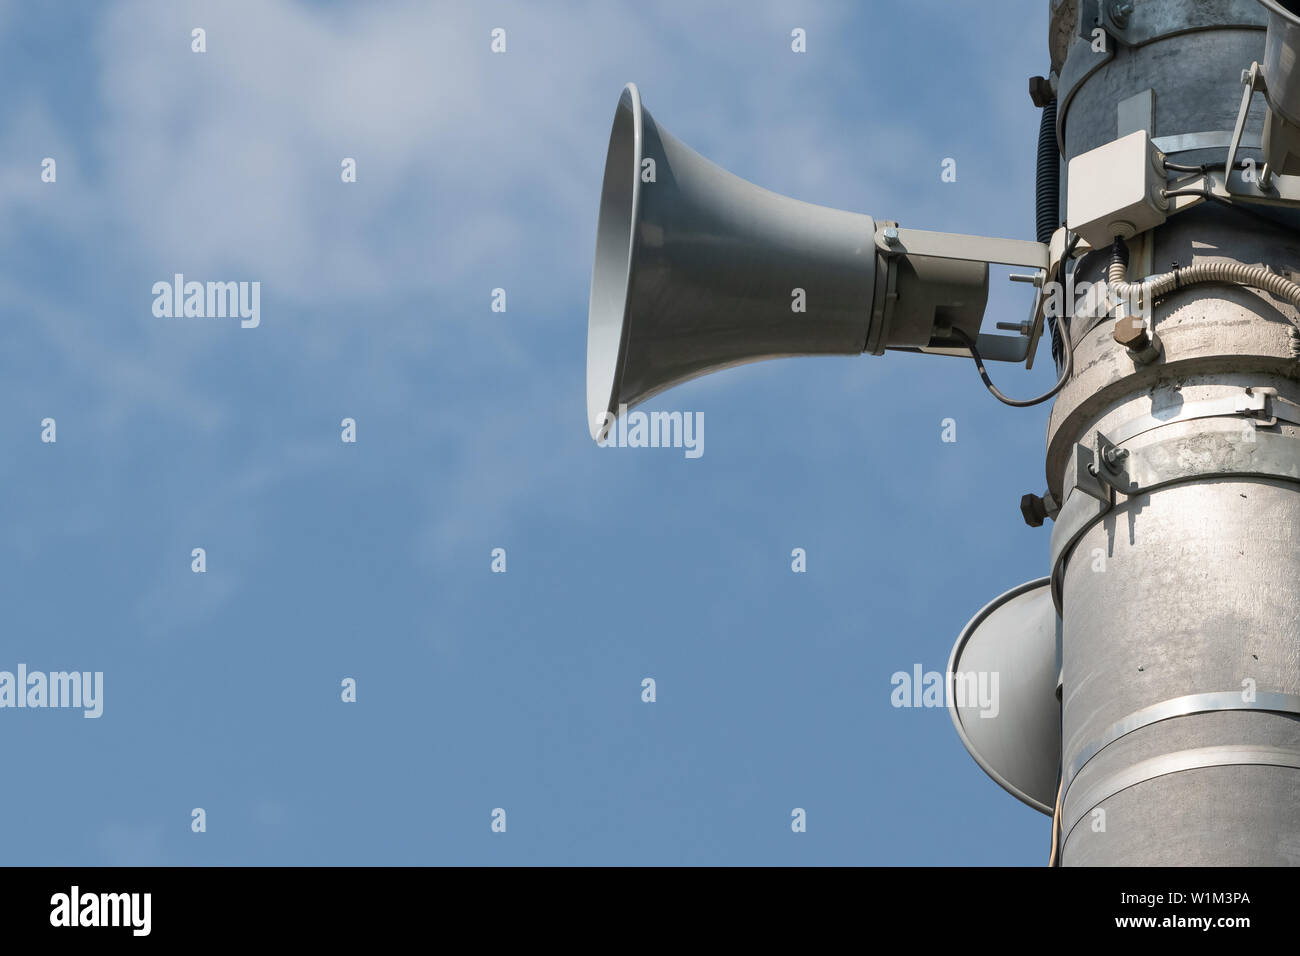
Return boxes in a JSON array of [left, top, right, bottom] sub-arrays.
[[2, 0, 1045, 573]]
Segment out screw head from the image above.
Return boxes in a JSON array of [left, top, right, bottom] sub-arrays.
[[883, 226, 900, 244]]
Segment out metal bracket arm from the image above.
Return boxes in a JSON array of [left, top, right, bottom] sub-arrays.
[[873, 225, 1050, 365], [1225, 62, 1266, 192]]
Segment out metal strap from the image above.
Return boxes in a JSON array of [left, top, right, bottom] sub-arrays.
[[1063, 690, 1300, 798], [1049, 428, 1300, 611], [866, 253, 897, 356], [1048, 485, 1109, 611], [1063, 745, 1300, 843], [1105, 390, 1300, 446], [1152, 130, 1262, 155], [1056, 36, 1114, 155]]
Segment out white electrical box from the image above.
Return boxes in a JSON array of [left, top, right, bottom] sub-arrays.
[[1067, 130, 1168, 248]]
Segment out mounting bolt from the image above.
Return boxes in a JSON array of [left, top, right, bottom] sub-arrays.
[[1110, 1, 1134, 27], [1103, 446, 1129, 469], [996, 320, 1034, 335], [1020, 493, 1050, 528], [1113, 315, 1150, 351], [1029, 76, 1054, 108], [883, 226, 900, 245], [1114, 315, 1163, 365]]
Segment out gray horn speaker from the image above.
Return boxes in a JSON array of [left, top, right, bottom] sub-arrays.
[[587, 83, 888, 442], [586, 84, 992, 441]]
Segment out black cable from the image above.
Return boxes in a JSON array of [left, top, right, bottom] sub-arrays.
[[1162, 160, 1245, 174], [1044, 231, 1082, 374], [1162, 187, 1296, 230], [1063, 230, 1081, 262], [1035, 97, 1063, 368], [949, 321, 1073, 408], [1035, 100, 1060, 245], [1110, 235, 1129, 272]]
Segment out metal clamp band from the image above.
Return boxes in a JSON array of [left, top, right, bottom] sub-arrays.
[[1056, 0, 1266, 154], [1100, 0, 1266, 50], [1050, 427, 1300, 611], [1056, 36, 1113, 155], [1063, 690, 1300, 800], [1090, 426, 1300, 496], [1062, 744, 1300, 844], [1048, 484, 1109, 612], [866, 250, 897, 356], [1151, 131, 1262, 155], [1104, 388, 1300, 447]]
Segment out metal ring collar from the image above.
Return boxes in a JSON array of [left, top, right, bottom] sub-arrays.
[[1049, 424, 1300, 613], [1061, 744, 1300, 844], [1063, 690, 1300, 801]]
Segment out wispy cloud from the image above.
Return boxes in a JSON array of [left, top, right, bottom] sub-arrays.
[[2, 0, 1045, 600]]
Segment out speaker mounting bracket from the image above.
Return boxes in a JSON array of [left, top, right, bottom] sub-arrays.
[[872, 226, 1049, 270], [873, 225, 1050, 364]]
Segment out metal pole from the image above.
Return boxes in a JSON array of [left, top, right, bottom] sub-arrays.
[[1048, 0, 1300, 864]]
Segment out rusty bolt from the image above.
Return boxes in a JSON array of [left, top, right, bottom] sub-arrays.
[[1113, 315, 1150, 351]]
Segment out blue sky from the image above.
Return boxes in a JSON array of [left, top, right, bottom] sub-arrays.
[[1, 0, 1059, 864]]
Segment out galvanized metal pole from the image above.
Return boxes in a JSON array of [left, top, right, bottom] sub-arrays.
[[1047, 0, 1300, 865]]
